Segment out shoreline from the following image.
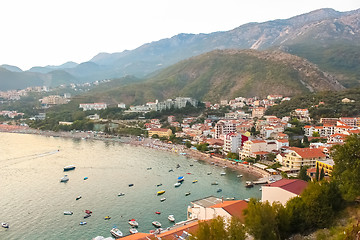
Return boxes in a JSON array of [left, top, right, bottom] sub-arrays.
[[0, 125, 269, 179]]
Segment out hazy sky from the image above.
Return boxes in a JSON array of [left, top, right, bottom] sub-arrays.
[[1, 0, 359, 70]]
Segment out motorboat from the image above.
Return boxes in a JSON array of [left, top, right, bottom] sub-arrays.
[[157, 190, 165, 195], [110, 227, 123, 238], [128, 219, 138, 227], [211, 182, 219, 185], [186, 173, 191, 175], [168, 169, 174, 172], [118, 193, 125, 197], [217, 188, 222, 193], [147, 167, 152, 170], [85, 210, 92, 214], [129, 228, 138, 234], [155, 211, 161, 215], [1, 222, 9, 228], [245, 181, 254, 188], [176, 164, 181, 168], [76, 195, 82, 200], [174, 182, 181, 187], [156, 183, 162, 187], [104, 216, 111, 220], [84, 177, 88, 180], [168, 215, 175, 222], [207, 172, 212, 175], [192, 180, 198, 183], [160, 197, 166, 202], [79, 222, 87, 225], [84, 214, 91, 219], [60, 175, 69, 182], [64, 211, 73, 215], [220, 172, 226, 176], [128, 183, 134, 187], [237, 175, 243, 178], [226, 197, 235, 200], [64, 165, 76, 171], [152, 221, 162, 228], [185, 192, 191, 196], [177, 176, 184, 182]]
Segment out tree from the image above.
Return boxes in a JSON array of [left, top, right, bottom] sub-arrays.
[[320, 167, 325, 181], [227, 216, 246, 240], [298, 165, 310, 182], [189, 216, 227, 240], [332, 134, 360, 201], [244, 199, 279, 240], [315, 162, 320, 181], [312, 132, 320, 137], [185, 141, 192, 148]]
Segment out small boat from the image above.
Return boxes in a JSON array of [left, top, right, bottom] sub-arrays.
[[128, 183, 134, 187], [207, 172, 212, 175], [110, 227, 123, 238], [223, 166, 227, 169], [156, 183, 162, 187], [192, 180, 198, 183], [189, 164, 193, 166], [259, 187, 262, 191], [64, 211, 73, 215], [84, 214, 91, 219], [118, 193, 125, 197], [76, 195, 82, 200], [84, 177, 88, 180], [160, 197, 166, 202], [220, 172, 226, 176], [79, 222, 87, 225], [60, 175, 69, 182], [217, 188, 222, 193], [168, 215, 175, 222], [211, 182, 219, 185], [245, 181, 254, 188], [237, 175, 243, 178], [168, 169, 174, 172], [177, 176, 184, 182], [104, 216, 111, 220], [176, 164, 181, 168], [226, 197, 235, 200], [85, 210, 92, 214], [147, 167, 152, 170], [185, 192, 191, 196], [155, 211, 161, 215], [186, 173, 191, 175], [64, 165, 76, 171], [174, 182, 181, 187], [157, 190, 165, 195], [129, 228, 138, 234], [152, 221, 162, 228], [1, 222, 9, 228], [128, 219, 138, 227]]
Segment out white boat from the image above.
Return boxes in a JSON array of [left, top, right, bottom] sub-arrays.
[[64, 165, 76, 171], [129, 228, 138, 234], [118, 193, 125, 196], [174, 182, 181, 187], [211, 182, 219, 185], [160, 197, 166, 202], [220, 172, 226, 176], [1, 222, 9, 228], [79, 222, 87, 225], [245, 181, 254, 188], [60, 175, 69, 182], [168, 215, 175, 222], [237, 174, 243, 177], [64, 211, 73, 215], [152, 221, 162, 228], [110, 228, 123, 238], [128, 219, 139, 227], [185, 192, 191, 196]]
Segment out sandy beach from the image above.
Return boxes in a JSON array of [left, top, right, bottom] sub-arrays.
[[0, 124, 270, 179]]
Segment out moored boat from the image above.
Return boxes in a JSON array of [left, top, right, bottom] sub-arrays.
[[110, 227, 123, 238], [60, 175, 69, 182], [155, 211, 161, 215], [129, 228, 138, 234], [237, 174, 243, 178], [104, 216, 111, 220], [177, 176, 184, 182], [168, 215, 175, 222], [64, 165, 76, 171], [64, 211, 73, 215], [156, 183, 162, 187], [174, 182, 181, 187], [192, 180, 198, 183], [157, 190, 165, 195], [217, 188, 222, 192], [207, 172, 212, 175], [128, 183, 134, 187], [152, 221, 162, 228], [185, 192, 191, 196], [128, 219, 138, 227], [1, 222, 9, 228], [118, 193, 125, 197], [76, 195, 82, 200], [160, 197, 166, 202], [85, 210, 92, 214], [220, 172, 226, 176], [211, 182, 219, 185], [245, 181, 254, 188], [84, 214, 91, 219], [84, 177, 88, 180], [79, 222, 87, 225]]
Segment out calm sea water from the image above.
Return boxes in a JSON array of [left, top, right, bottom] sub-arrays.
[[0, 132, 261, 240]]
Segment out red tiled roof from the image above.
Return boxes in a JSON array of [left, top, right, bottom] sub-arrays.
[[289, 147, 326, 159], [250, 140, 266, 143], [210, 200, 248, 222], [120, 232, 151, 240], [277, 139, 288, 143], [267, 179, 308, 195]]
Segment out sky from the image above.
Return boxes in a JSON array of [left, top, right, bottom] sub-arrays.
[[0, 0, 359, 70]]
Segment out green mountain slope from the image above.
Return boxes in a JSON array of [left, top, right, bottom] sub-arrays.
[[82, 49, 343, 105]]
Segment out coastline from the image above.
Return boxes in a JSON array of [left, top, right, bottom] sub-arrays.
[[0, 125, 269, 179]]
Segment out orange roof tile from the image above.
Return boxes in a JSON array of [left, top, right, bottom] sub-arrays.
[[210, 200, 248, 222], [266, 179, 308, 195], [289, 147, 326, 159]]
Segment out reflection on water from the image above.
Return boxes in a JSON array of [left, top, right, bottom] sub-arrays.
[[0, 133, 261, 240]]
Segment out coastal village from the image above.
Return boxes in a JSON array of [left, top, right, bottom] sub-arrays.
[[1, 87, 359, 239]]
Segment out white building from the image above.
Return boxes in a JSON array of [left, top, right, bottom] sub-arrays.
[[215, 120, 236, 139], [79, 103, 107, 111]]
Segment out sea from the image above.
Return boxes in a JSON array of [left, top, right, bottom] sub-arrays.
[[0, 132, 261, 240]]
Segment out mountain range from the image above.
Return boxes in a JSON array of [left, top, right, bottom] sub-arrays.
[[0, 8, 359, 101]]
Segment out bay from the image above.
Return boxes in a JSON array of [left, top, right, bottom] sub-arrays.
[[0, 132, 261, 240]]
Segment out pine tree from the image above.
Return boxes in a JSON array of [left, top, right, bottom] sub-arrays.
[[315, 163, 319, 181], [320, 167, 325, 180]]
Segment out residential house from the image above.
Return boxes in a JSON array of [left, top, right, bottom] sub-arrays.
[[282, 147, 326, 171], [215, 120, 236, 139], [148, 128, 172, 138], [223, 132, 248, 154]]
